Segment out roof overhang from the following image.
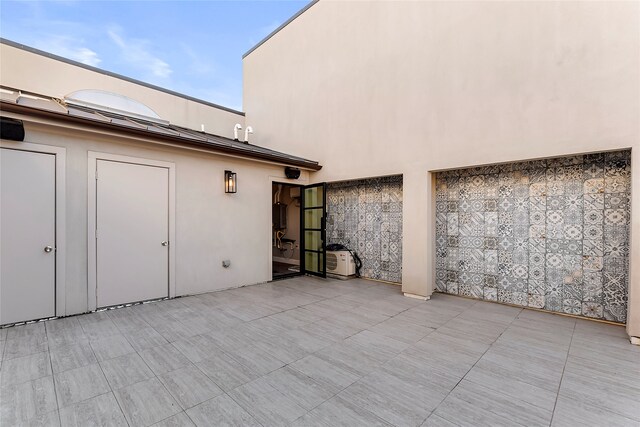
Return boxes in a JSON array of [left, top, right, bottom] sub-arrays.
[[0, 99, 322, 171]]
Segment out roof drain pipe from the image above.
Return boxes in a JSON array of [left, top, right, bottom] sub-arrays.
[[244, 126, 253, 143], [233, 123, 242, 141]]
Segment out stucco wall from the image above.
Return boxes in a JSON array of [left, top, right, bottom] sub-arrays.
[[243, 1, 640, 336], [0, 42, 244, 139], [2, 115, 309, 316]]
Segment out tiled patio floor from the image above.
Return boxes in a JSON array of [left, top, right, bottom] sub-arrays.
[[1, 276, 638, 426]]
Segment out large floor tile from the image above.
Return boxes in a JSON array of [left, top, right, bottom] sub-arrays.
[[551, 395, 639, 427], [229, 377, 307, 426], [291, 396, 392, 427], [100, 352, 155, 389], [464, 363, 557, 411], [368, 317, 435, 344], [290, 355, 361, 394], [186, 394, 261, 427], [263, 366, 335, 411], [152, 412, 195, 427], [196, 353, 260, 392], [558, 367, 640, 421], [6, 322, 46, 341], [1, 351, 51, 387], [0, 376, 57, 425], [224, 343, 285, 376], [50, 340, 96, 374], [114, 377, 181, 426], [89, 335, 135, 362], [59, 392, 127, 427], [46, 317, 87, 348], [158, 365, 223, 410], [54, 363, 110, 408], [124, 327, 168, 352], [339, 370, 447, 427], [139, 343, 192, 375], [433, 380, 553, 427]]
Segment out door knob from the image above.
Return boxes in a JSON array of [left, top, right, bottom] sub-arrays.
[[44, 246, 53, 253], [161, 241, 169, 247]]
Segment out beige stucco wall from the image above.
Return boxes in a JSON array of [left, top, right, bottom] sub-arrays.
[[243, 1, 640, 337], [0, 43, 244, 139], [1, 113, 309, 316]]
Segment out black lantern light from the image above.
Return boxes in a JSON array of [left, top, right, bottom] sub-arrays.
[[225, 170, 237, 193]]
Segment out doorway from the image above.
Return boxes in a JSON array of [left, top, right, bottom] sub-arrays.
[[1, 148, 56, 324], [88, 152, 175, 311], [272, 182, 302, 279], [0, 142, 66, 325], [271, 181, 328, 280]]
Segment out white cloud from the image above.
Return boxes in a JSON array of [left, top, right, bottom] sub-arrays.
[[34, 36, 101, 66], [107, 26, 172, 79]]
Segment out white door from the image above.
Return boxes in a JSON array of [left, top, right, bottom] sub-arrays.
[[1, 148, 56, 324], [96, 160, 169, 308]]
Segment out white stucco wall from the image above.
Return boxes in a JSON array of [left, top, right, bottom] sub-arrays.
[[0, 42, 244, 139], [2, 115, 309, 316], [243, 1, 640, 337]]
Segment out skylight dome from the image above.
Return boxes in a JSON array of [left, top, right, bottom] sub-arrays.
[[65, 89, 164, 123]]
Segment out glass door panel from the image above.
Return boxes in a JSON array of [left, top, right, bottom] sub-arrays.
[[301, 183, 326, 278]]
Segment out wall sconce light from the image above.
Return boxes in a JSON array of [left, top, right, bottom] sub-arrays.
[[225, 170, 237, 193]]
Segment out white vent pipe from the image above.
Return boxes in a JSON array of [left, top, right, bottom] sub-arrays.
[[233, 123, 242, 141], [244, 126, 253, 143]]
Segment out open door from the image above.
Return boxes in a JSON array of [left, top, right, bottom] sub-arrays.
[[301, 182, 326, 278]]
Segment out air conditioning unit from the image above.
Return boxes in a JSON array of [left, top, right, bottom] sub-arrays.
[[326, 250, 356, 277]]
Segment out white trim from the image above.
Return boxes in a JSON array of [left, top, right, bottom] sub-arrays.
[[87, 151, 176, 311], [0, 140, 67, 317], [404, 292, 430, 301]]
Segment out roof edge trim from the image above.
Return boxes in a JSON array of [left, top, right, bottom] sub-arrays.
[[0, 38, 245, 117], [242, 0, 319, 59], [1, 101, 321, 171]]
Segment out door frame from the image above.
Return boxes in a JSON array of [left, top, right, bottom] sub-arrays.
[[87, 151, 176, 311], [0, 140, 67, 318], [270, 180, 305, 280], [268, 175, 309, 281]]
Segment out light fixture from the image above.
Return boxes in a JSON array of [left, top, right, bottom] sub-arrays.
[[225, 170, 237, 193]]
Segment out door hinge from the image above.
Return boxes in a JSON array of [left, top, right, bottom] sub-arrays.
[[95, 169, 98, 180], [95, 229, 98, 239]]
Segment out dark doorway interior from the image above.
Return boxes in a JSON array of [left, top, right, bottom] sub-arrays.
[[272, 182, 302, 280]]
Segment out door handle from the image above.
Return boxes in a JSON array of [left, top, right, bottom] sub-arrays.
[[161, 241, 169, 247], [44, 246, 53, 253]]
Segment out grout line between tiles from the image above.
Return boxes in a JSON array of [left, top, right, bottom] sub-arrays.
[[548, 319, 576, 426], [420, 305, 523, 426]]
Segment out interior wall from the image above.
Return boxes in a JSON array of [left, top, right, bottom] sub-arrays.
[[6, 117, 309, 317], [435, 151, 631, 323], [272, 183, 301, 264], [327, 175, 403, 283]]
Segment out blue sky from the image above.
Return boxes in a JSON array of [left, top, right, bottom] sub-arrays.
[[0, 1, 308, 111]]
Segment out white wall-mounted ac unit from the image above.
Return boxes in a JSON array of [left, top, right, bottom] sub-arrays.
[[326, 250, 356, 277]]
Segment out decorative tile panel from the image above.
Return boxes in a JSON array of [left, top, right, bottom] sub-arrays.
[[327, 175, 402, 283], [435, 151, 631, 322]]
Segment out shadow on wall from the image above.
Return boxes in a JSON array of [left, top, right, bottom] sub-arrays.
[[327, 175, 403, 283], [434, 150, 631, 323]]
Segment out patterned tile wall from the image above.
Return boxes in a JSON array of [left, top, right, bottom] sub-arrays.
[[435, 151, 631, 322], [327, 175, 403, 283]]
